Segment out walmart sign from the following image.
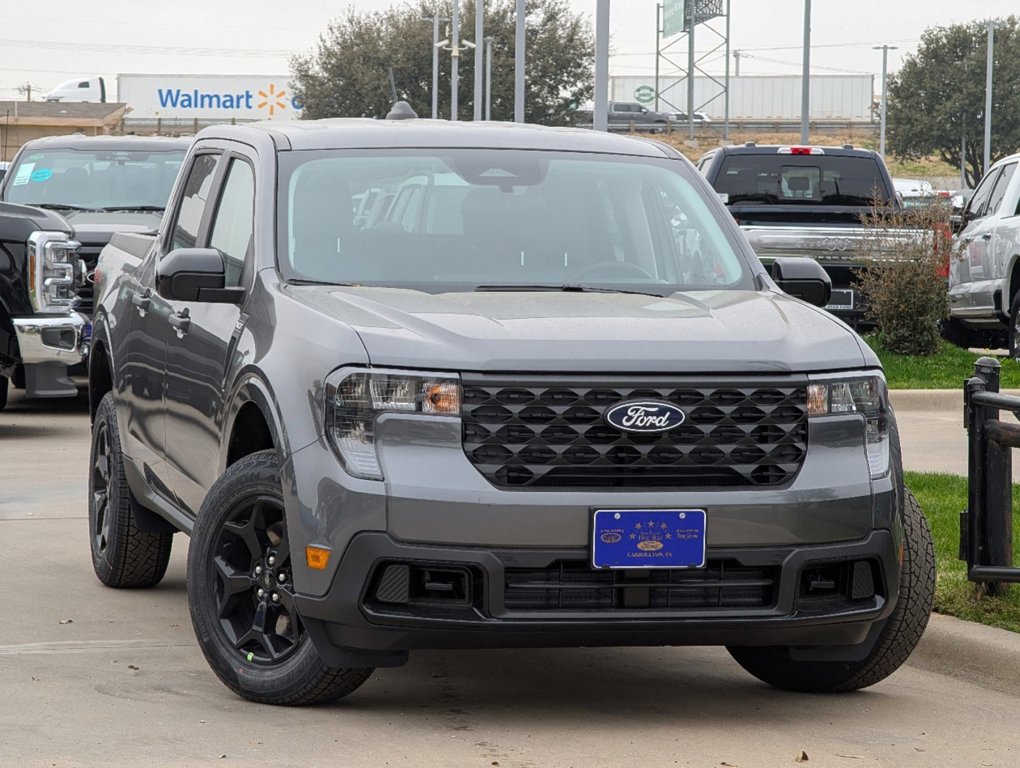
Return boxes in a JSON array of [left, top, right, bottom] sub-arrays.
[[118, 74, 302, 121]]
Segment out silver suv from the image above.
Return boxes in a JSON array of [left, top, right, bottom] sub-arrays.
[[88, 112, 934, 705]]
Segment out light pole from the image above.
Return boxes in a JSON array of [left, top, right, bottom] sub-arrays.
[[593, 0, 609, 131], [514, 0, 526, 122], [800, 0, 811, 144], [873, 44, 898, 157], [451, 0, 460, 120], [484, 36, 494, 120], [425, 16, 449, 119], [984, 20, 999, 177], [473, 0, 484, 120]]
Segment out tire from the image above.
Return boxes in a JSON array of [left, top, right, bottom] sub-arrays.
[[1009, 293, 1020, 362], [727, 488, 935, 692], [89, 392, 173, 588], [0, 375, 7, 411], [187, 449, 373, 705]]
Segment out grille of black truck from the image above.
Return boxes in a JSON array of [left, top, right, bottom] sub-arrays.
[[461, 377, 808, 489], [504, 559, 778, 611], [74, 242, 103, 316]]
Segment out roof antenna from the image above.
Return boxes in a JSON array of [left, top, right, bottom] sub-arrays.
[[386, 101, 418, 120]]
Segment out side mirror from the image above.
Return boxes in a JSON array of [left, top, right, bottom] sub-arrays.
[[155, 248, 243, 303], [950, 213, 965, 234], [770, 257, 832, 308]]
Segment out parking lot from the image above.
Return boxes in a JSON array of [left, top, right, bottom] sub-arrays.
[[1, 389, 1017, 768]]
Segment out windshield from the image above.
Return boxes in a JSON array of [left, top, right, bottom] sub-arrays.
[[3, 147, 186, 210], [714, 154, 893, 206], [278, 149, 753, 293]]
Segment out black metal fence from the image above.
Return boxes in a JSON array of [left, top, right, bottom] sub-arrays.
[[962, 356, 1020, 592]]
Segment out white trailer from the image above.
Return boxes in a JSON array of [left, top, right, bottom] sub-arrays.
[[609, 75, 875, 122], [117, 74, 301, 122]]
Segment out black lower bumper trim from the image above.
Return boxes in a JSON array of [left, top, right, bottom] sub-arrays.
[[295, 531, 899, 666]]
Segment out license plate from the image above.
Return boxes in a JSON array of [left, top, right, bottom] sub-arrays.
[[592, 509, 707, 569], [825, 289, 854, 311]]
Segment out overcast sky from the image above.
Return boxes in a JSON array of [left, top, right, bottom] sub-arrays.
[[1, 1, 1016, 99]]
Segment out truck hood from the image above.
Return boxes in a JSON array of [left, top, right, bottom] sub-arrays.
[[61, 210, 163, 243], [286, 286, 874, 374]]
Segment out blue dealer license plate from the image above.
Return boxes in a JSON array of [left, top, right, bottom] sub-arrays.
[[592, 509, 706, 569]]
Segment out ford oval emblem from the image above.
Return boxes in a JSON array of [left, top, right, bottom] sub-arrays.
[[605, 400, 686, 434]]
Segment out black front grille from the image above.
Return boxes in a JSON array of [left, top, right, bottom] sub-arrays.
[[75, 243, 103, 316], [461, 378, 808, 489], [504, 559, 778, 612]]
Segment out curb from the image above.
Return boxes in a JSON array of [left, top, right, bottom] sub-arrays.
[[889, 388, 1020, 412], [908, 613, 1020, 694]]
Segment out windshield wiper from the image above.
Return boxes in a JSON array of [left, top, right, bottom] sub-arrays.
[[474, 284, 665, 297], [23, 202, 100, 212], [98, 205, 166, 212]]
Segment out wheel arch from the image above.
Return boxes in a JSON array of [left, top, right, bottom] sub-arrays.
[[1006, 254, 1020, 316], [222, 372, 288, 470]]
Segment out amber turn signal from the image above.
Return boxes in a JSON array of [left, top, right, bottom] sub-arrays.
[[422, 381, 461, 415], [306, 546, 331, 570]]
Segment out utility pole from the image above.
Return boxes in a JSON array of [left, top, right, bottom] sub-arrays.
[[733, 50, 740, 77], [594, 0, 609, 131], [473, 0, 484, 120], [514, 0, 526, 122], [872, 44, 898, 157], [984, 20, 998, 177], [16, 82, 33, 101], [687, 0, 696, 139], [800, 0, 811, 144], [484, 36, 494, 120], [424, 15, 448, 119], [451, 0, 461, 121]]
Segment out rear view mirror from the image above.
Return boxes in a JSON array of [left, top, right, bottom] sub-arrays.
[[156, 248, 243, 303], [771, 257, 832, 308]]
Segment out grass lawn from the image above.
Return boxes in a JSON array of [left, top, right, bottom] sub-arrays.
[[864, 334, 1020, 389], [905, 471, 1020, 633]]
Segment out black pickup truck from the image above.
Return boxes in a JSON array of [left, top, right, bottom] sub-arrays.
[[697, 144, 922, 326], [0, 134, 188, 408]]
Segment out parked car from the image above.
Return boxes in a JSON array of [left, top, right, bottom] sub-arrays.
[[0, 134, 188, 409], [89, 109, 934, 705], [697, 143, 925, 327], [892, 177, 938, 209], [947, 152, 1020, 354], [0, 161, 9, 182], [670, 111, 712, 124]]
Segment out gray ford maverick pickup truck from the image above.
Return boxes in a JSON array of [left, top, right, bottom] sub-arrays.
[[89, 109, 934, 705]]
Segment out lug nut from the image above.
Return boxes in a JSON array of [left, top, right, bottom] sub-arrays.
[[257, 588, 266, 599], [277, 572, 286, 583], [255, 565, 263, 576], [271, 593, 280, 603], [268, 556, 276, 566]]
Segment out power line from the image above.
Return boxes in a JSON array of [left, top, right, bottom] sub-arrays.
[[0, 37, 295, 58]]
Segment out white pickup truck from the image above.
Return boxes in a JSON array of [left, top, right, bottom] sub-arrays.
[[947, 153, 1020, 355]]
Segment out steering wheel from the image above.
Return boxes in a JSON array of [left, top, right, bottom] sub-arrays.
[[572, 260, 655, 281]]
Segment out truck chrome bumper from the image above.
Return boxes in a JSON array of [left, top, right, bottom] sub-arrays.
[[13, 313, 88, 365]]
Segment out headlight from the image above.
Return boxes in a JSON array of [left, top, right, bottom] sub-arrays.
[[27, 231, 81, 312], [807, 373, 889, 479], [324, 369, 461, 480]]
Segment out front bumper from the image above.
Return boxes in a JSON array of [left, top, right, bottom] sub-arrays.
[[13, 312, 88, 365], [294, 529, 901, 668]]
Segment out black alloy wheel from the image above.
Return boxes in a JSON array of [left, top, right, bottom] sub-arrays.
[[210, 495, 302, 664]]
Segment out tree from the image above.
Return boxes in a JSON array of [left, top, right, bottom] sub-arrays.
[[290, 0, 594, 125], [887, 16, 1020, 187]]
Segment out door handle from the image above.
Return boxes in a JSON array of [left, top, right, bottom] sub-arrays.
[[131, 289, 151, 315], [168, 309, 191, 337]]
